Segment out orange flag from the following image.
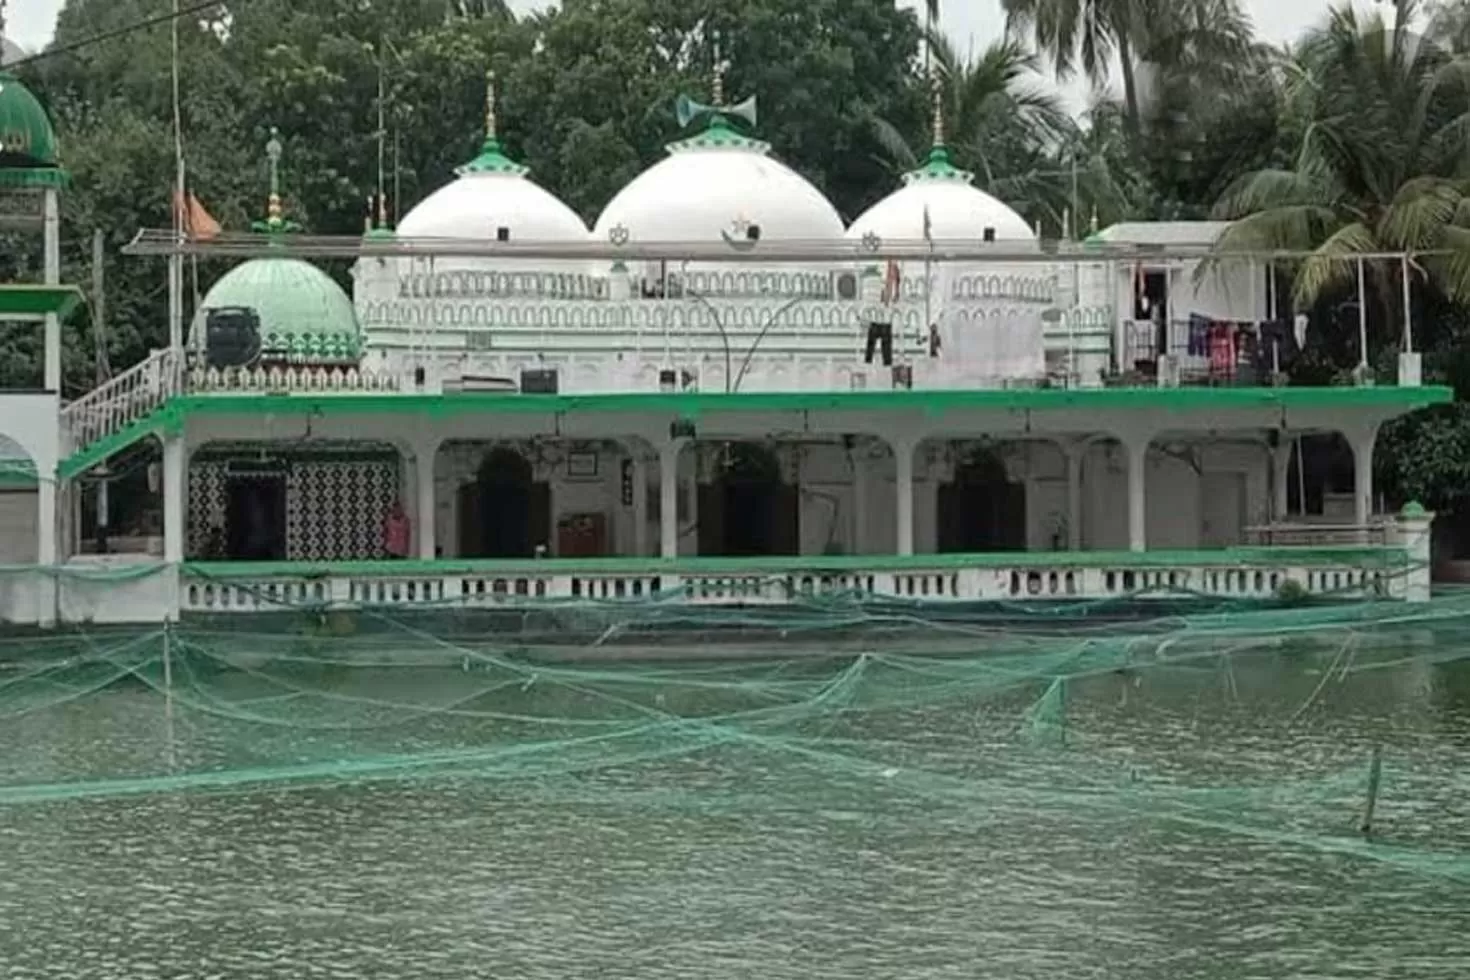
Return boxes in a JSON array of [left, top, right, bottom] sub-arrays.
[[172, 190, 222, 240]]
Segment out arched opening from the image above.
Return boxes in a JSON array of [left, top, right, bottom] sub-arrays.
[[937, 445, 1026, 553], [698, 442, 799, 556], [458, 447, 550, 558]]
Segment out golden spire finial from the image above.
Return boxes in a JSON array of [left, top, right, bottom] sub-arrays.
[[712, 38, 727, 106], [931, 70, 945, 146], [485, 70, 498, 141]]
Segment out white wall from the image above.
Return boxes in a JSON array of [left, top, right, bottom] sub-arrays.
[[0, 490, 38, 563]]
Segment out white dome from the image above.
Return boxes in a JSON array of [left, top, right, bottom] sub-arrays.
[[593, 119, 844, 244], [397, 141, 588, 244], [848, 148, 1035, 245]]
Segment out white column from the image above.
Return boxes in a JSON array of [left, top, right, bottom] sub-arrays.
[[43, 189, 61, 393], [658, 441, 683, 559], [1065, 442, 1084, 551], [414, 440, 437, 560], [632, 453, 649, 557], [1272, 439, 1292, 522], [162, 434, 186, 564], [850, 442, 868, 556], [1120, 432, 1151, 552], [894, 437, 916, 556], [1348, 424, 1378, 529]]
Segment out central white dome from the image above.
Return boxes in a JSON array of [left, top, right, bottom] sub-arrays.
[[397, 139, 589, 245], [593, 118, 844, 244]]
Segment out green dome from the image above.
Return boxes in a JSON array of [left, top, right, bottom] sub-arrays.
[[196, 258, 361, 364], [0, 71, 60, 171]]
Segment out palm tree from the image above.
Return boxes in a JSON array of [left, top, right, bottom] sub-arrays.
[[1000, 0, 1257, 134], [1212, 2, 1470, 310], [868, 33, 1076, 225]]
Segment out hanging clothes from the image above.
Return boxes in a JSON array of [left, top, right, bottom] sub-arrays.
[[1188, 314, 1211, 357], [1208, 322, 1235, 379], [1255, 319, 1298, 373]]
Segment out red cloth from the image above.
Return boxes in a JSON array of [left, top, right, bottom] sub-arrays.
[[1208, 323, 1235, 377], [383, 509, 411, 558]]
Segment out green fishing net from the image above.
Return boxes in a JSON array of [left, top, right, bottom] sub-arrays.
[[1, 586, 1469, 882]]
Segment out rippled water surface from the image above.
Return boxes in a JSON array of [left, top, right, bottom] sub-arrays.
[[1, 648, 1469, 979]]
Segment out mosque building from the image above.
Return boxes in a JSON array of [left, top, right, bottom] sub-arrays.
[[0, 61, 1444, 625]]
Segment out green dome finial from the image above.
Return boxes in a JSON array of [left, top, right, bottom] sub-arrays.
[[930, 69, 945, 148], [456, 69, 529, 177], [251, 126, 301, 236]]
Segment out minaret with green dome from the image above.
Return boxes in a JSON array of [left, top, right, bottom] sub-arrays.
[[195, 128, 361, 366]]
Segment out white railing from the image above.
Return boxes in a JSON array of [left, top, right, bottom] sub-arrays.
[[177, 547, 1425, 617], [186, 362, 402, 395], [61, 347, 182, 455]]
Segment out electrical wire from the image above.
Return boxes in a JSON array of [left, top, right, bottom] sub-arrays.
[[4, 0, 233, 72]]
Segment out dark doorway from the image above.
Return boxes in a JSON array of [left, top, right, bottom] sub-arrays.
[[937, 448, 1026, 553], [459, 447, 550, 558], [698, 443, 799, 556], [225, 474, 287, 560]]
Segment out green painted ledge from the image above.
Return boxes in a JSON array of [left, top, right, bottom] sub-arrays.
[[182, 546, 1408, 580], [0, 284, 85, 320], [166, 385, 1452, 419], [57, 383, 1455, 479], [57, 410, 172, 480]]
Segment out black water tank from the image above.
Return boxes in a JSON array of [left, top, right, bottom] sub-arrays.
[[204, 307, 262, 368], [520, 368, 559, 394]]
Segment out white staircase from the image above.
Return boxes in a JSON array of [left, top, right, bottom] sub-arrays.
[[61, 347, 183, 458]]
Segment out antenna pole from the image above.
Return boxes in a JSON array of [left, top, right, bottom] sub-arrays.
[[168, 0, 185, 351], [92, 229, 111, 555], [377, 40, 386, 226]]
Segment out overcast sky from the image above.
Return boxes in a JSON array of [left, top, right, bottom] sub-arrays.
[[6, 0, 1384, 109]]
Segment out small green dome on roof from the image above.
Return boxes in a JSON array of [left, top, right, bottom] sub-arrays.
[[193, 126, 360, 365], [197, 259, 360, 364], [0, 71, 63, 175]]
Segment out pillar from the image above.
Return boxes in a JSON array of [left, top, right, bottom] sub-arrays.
[[1064, 440, 1085, 551], [1118, 431, 1152, 553], [850, 440, 868, 556], [658, 440, 683, 559], [413, 439, 438, 560], [1347, 424, 1379, 529], [162, 434, 185, 564], [632, 452, 649, 557], [894, 436, 916, 556], [1395, 502, 1434, 602], [43, 188, 61, 393], [1271, 438, 1292, 523]]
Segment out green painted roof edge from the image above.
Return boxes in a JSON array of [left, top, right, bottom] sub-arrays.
[[164, 384, 1454, 418], [0, 284, 84, 319], [59, 385, 1453, 475], [57, 408, 172, 480], [181, 545, 1408, 580]]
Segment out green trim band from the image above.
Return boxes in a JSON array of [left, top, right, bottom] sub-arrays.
[[165, 384, 1453, 420], [0, 168, 69, 190]]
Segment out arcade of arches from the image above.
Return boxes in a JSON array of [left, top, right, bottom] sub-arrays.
[[169, 430, 1380, 562]]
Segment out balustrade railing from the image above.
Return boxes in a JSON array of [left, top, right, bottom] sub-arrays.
[[178, 546, 1422, 616], [60, 347, 182, 455]]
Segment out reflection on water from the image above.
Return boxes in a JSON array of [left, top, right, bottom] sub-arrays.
[[0, 652, 1468, 979]]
